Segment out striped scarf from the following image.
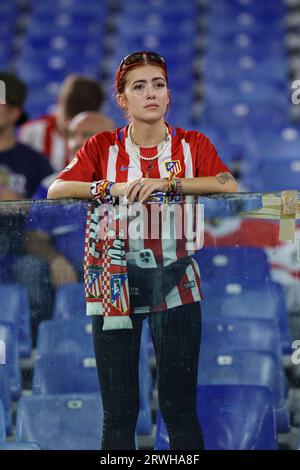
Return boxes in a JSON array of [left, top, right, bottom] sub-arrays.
[[84, 202, 132, 331]]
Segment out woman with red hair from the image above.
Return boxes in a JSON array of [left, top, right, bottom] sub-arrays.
[[48, 51, 237, 450]]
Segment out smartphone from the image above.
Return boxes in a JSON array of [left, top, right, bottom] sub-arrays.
[[126, 249, 157, 268]]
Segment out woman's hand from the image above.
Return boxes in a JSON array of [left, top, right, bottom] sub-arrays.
[[124, 178, 168, 204]]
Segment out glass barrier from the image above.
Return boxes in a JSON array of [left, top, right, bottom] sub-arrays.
[[0, 193, 299, 450]]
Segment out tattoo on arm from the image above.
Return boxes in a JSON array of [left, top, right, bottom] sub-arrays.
[[215, 172, 235, 185]]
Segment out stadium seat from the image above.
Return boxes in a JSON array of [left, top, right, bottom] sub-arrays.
[[242, 126, 300, 191], [200, 281, 292, 353], [0, 442, 42, 450], [201, 102, 288, 138], [16, 394, 103, 450], [203, 54, 288, 84], [53, 283, 86, 320], [0, 322, 21, 400], [32, 352, 99, 395], [0, 369, 13, 435], [36, 318, 93, 357], [198, 349, 289, 433], [155, 384, 277, 450], [194, 246, 271, 285], [204, 81, 288, 109], [0, 284, 32, 359], [33, 345, 153, 435], [0, 400, 5, 442], [201, 316, 281, 358]]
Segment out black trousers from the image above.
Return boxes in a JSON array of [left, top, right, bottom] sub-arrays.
[[92, 302, 204, 450]]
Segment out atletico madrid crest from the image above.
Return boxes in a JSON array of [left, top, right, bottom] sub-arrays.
[[165, 160, 182, 175], [88, 264, 102, 299], [110, 273, 130, 315]]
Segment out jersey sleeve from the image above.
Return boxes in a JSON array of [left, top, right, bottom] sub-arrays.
[[56, 135, 102, 182], [195, 133, 231, 177]]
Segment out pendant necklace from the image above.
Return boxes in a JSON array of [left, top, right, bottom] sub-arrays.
[[127, 123, 169, 177]]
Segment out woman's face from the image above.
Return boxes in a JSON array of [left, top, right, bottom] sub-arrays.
[[118, 64, 169, 124]]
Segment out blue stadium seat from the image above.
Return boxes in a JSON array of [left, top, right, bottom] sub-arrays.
[[0, 322, 21, 400], [242, 126, 300, 191], [249, 159, 300, 192], [33, 345, 153, 435], [245, 125, 300, 162], [201, 103, 288, 142], [30, 0, 108, 15], [202, 54, 288, 83], [207, 32, 285, 58], [200, 281, 292, 353], [0, 284, 32, 359], [207, 17, 284, 38], [0, 400, 5, 442], [121, 1, 196, 15], [0, 442, 42, 450], [53, 283, 86, 320], [33, 352, 99, 395], [36, 318, 93, 357], [201, 315, 281, 358], [210, 0, 285, 16], [198, 349, 289, 433], [16, 394, 103, 450], [156, 384, 277, 450], [204, 81, 288, 109], [194, 246, 271, 285], [0, 368, 13, 435], [117, 19, 196, 37]]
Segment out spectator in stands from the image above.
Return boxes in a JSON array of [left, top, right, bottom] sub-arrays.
[[48, 51, 237, 450], [34, 111, 115, 199], [19, 74, 114, 172], [0, 72, 53, 200], [18, 111, 114, 339], [0, 72, 53, 282]]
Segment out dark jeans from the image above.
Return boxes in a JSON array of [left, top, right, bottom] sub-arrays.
[[92, 302, 204, 450]]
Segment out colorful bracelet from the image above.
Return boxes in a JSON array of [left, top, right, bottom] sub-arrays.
[[166, 172, 176, 195], [90, 180, 114, 202]]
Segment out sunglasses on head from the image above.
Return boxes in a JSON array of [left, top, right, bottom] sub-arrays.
[[118, 51, 167, 78]]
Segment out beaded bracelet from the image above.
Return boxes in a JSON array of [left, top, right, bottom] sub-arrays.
[[90, 179, 114, 202], [166, 172, 176, 195]]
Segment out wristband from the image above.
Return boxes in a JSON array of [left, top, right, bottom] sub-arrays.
[[166, 172, 176, 195], [174, 178, 182, 194], [90, 180, 114, 202]]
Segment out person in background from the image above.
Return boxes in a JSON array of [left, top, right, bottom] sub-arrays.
[[48, 51, 237, 450], [0, 71, 53, 282], [19, 74, 114, 172], [34, 111, 115, 199], [18, 111, 114, 340], [0, 72, 53, 200]]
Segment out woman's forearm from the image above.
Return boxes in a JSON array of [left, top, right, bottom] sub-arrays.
[[47, 173, 237, 201], [181, 173, 238, 194], [47, 179, 92, 199]]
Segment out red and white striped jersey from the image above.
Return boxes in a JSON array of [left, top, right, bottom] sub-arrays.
[[58, 124, 231, 313], [19, 114, 69, 172]]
